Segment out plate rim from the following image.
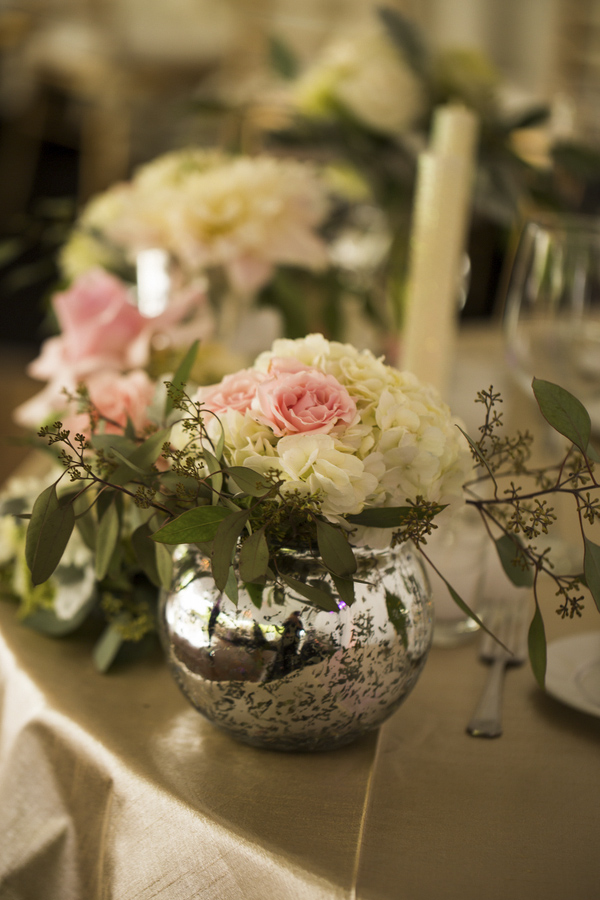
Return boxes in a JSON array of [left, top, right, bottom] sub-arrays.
[[545, 631, 600, 718]]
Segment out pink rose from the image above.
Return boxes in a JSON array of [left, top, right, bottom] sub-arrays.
[[62, 370, 156, 438], [29, 269, 147, 382], [199, 368, 267, 414], [255, 367, 357, 435]]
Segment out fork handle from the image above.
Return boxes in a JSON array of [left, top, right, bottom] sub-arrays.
[[466, 658, 507, 738]]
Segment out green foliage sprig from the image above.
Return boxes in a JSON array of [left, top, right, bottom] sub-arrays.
[[459, 379, 600, 685]]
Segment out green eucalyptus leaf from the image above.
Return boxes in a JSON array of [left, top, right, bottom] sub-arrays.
[[152, 505, 232, 544], [157, 471, 208, 497], [212, 509, 251, 591], [227, 466, 272, 497], [331, 574, 356, 606], [316, 520, 357, 577], [280, 574, 339, 612], [195, 540, 214, 557], [346, 507, 413, 527], [583, 537, 600, 613], [25, 483, 76, 585], [155, 542, 173, 591], [72, 491, 97, 551], [95, 501, 120, 581], [224, 566, 239, 605], [385, 589, 408, 648], [239, 527, 269, 584], [495, 534, 534, 588], [132, 521, 165, 589], [528, 603, 546, 688], [102, 445, 149, 476], [532, 378, 591, 454], [203, 449, 223, 503], [93, 618, 127, 672], [124, 416, 137, 440], [440, 577, 506, 647], [245, 581, 264, 609], [165, 340, 199, 417], [90, 434, 138, 456], [96, 488, 115, 523], [209, 417, 225, 462], [109, 428, 171, 486]]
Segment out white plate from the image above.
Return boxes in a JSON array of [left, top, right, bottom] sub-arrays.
[[545, 632, 600, 718]]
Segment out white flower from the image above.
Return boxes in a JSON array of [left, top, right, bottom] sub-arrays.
[[293, 29, 425, 136], [254, 333, 333, 372], [99, 152, 330, 294], [242, 433, 379, 517], [185, 333, 473, 547]]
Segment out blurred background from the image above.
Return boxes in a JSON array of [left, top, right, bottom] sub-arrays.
[[0, 0, 597, 476], [0, 0, 598, 343]]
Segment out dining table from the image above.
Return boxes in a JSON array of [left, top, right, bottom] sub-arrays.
[[0, 324, 599, 900]]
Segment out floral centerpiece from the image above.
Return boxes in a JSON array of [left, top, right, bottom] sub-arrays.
[[14, 150, 336, 434], [4, 328, 599, 666], [4, 333, 474, 747], [10, 336, 465, 643], [3, 329, 600, 744]]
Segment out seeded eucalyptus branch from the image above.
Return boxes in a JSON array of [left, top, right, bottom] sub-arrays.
[[457, 379, 600, 685]]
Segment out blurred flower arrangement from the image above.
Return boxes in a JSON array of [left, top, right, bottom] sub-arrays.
[[266, 10, 547, 226], [15, 149, 352, 431], [257, 7, 600, 320]]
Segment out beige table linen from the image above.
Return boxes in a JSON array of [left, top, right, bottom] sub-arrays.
[[1, 325, 599, 899]]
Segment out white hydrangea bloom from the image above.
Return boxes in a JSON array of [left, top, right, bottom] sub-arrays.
[[96, 152, 331, 294], [198, 333, 473, 547]]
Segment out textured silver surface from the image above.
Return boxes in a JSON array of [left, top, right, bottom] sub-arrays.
[[159, 543, 433, 751]]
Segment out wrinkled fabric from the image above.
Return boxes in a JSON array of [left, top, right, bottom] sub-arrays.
[[1, 589, 599, 900], [0, 601, 376, 900]]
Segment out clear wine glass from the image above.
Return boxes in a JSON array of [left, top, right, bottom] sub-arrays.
[[503, 214, 600, 431]]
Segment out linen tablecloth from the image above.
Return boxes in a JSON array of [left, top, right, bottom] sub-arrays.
[[1, 326, 599, 899]]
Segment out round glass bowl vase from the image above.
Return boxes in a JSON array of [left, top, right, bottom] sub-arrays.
[[159, 542, 433, 752]]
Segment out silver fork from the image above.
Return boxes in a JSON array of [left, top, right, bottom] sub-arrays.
[[466, 600, 530, 738]]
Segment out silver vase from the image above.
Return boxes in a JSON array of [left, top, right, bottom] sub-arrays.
[[159, 542, 433, 751]]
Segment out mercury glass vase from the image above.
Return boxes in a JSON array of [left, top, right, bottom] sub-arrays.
[[159, 542, 433, 752]]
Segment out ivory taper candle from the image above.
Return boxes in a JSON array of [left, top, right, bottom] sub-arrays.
[[401, 105, 479, 396]]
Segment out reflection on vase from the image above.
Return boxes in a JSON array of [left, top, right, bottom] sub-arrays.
[[159, 542, 433, 751]]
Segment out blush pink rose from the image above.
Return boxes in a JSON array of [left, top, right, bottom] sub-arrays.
[[255, 368, 357, 435], [199, 368, 267, 414], [29, 268, 147, 381], [62, 369, 156, 438]]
